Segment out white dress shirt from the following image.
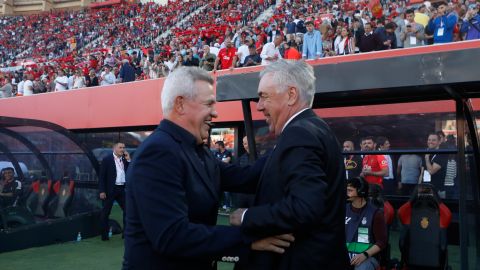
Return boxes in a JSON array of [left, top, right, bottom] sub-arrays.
[[260, 42, 282, 66], [113, 153, 126, 185]]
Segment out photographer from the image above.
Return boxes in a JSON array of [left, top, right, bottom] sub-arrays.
[[427, 1, 458, 44], [401, 9, 425, 48], [460, 3, 480, 40]]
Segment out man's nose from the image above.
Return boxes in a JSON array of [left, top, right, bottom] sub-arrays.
[[256, 100, 264, 111], [211, 108, 218, 118]]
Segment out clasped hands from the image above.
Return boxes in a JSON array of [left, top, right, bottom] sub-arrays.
[[229, 208, 295, 254]]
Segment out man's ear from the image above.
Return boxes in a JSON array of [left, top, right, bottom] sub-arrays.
[[174, 96, 185, 114], [287, 86, 299, 106]]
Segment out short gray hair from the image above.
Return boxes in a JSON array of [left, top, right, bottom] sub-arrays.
[[259, 60, 315, 107], [161, 67, 214, 115]]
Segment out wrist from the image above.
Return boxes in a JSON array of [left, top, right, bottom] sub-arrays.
[[362, 251, 369, 258]]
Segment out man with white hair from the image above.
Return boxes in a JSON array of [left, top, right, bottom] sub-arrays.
[[123, 67, 294, 270], [230, 60, 349, 270]]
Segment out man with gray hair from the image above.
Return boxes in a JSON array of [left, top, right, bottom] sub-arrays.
[[230, 60, 350, 270], [123, 66, 294, 270]]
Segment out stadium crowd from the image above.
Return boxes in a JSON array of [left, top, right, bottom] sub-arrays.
[[0, 0, 479, 98]]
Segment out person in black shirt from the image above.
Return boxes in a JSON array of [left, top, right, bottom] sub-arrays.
[[214, 141, 233, 210], [359, 23, 382, 52], [86, 69, 99, 87], [422, 133, 448, 198], [243, 45, 262, 67], [343, 140, 363, 180], [0, 167, 22, 209], [234, 136, 255, 208]]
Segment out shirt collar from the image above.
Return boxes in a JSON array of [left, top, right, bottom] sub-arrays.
[[161, 119, 199, 148], [282, 108, 309, 133]]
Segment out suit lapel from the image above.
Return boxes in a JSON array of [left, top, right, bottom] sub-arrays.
[[181, 143, 218, 200], [254, 146, 277, 204], [158, 119, 218, 200], [254, 109, 315, 204]]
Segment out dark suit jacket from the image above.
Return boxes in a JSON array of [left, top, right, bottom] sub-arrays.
[[241, 109, 350, 270], [124, 119, 263, 270], [99, 154, 129, 196]]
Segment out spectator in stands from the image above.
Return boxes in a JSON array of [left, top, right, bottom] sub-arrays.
[[358, 23, 382, 52], [17, 75, 26, 96], [380, 22, 398, 50], [100, 66, 116, 86], [343, 140, 363, 180], [397, 154, 423, 196], [401, 9, 426, 48], [86, 69, 99, 87], [394, 9, 406, 49], [23, 74, 34, 96], [0, 167, 22, 209], [261, 35, 283, 65], [267, 24, 282, 43], [295, 15, 307, 34], [460, 3, 480, 40], [285, 16, 297, 41], [427, 1, 458, 44], [283, 40, 301, 60], [164, 55, 177, 74], [360, 136, 389, 188], [119, 59, 136, 83], [183, 50, 200, 67], [0, 77, 13, 98], [351, 18, 365, 53], [422, 132, 448, 198], [302, 21, 322, 59], [214, 37, 237, 71], [54, 70, 69, 91], [33, 76, 46, 94], [199, 45, 216, 71], [335, 27, 356, 55], [346, 177, 387, 270], [243, 44, 261, 66], [236, 37, 251, 67], [104, 53, 116, 68], [72, 70, 86, 89]]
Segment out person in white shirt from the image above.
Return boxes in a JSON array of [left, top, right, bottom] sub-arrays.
[[54, 70, 69, 91], [17, 75, 26, 96], [72, 70, 86, 89], [100, 66, 116, 86], [260, 35, 284, 66], [23, 74, 34, 96], [236, 37, 251, 67], [67, 72, 74, 90]]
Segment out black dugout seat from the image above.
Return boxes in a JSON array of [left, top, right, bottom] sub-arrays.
[[398, 184, 451, 270], [47, 178, 75, 218], [25, 178, 52, 217]]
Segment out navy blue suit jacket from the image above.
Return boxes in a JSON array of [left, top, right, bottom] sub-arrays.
[[124, 119, 263, 270], [241, 109, 350, 270], [99, 154, 129, 196]]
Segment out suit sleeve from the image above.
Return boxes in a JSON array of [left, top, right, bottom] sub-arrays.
[[98, 156, 108, 194], [130, 143, 250, 260], [219, 155, 267, 193], [242, 128, 329, 236]]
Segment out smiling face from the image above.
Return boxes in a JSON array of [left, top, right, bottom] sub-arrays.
[[427, 134, 440, 149], [256, 73, 292, 137], [182, 80, 217, 143]]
